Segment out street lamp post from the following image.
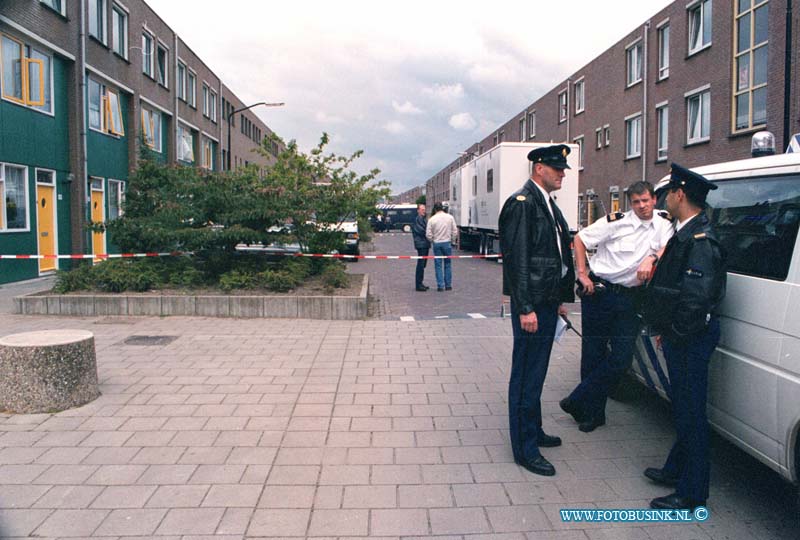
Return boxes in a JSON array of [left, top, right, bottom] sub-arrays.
[[227, 101, 284, 170]]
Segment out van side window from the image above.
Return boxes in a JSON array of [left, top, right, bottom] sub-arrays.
[[705, 175, 800, 281]]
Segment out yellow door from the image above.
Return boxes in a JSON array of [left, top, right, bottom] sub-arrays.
[[91, 181, 106, 262], [36, 184, 57, 272]]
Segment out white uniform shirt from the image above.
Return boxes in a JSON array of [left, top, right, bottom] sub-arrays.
[[578, 210, 674, 287]]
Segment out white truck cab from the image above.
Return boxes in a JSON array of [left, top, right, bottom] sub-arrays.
[[633, 138, 800, 488]]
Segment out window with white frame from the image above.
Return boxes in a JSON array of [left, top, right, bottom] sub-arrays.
[[40, 0, 66, 15], [177, 124, 194, 162], [658, 23, 669, 79], [141, 105, 161, 152], [656, 104, 669, 160], [686, 88, 711, 143], [108, 180, 124, 220], [0, 163, 29, 231], [574, 79, 584, 114], [688, 0, 713, 54], [1, 35, 52, 114], [626, 41, 642, 86], [733, 0, 768, 132], [498, 130, 504, 143], [187, 70, 196, 107], [87, 76, 124, 136], [142, 32, 153, 77], [595, 128, 602, 149], [558, 91, 567, 122], [527, 111, 535, 138], [202, 84, 209, 117], [88, 0, 107, 43], [209, 89, 217, 122], [518, 118, 525, 141], [201, 137, 214, 170], [573, 135, 584, 169], [177, 62, 186, 101], [625, 114, 642, 158], [604, 125, 610, 146], [156, 43, 168, 87], [111, 4, 127, 58]]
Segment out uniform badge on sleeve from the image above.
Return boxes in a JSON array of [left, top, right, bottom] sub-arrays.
[[606, 212, 624, 222], [516, 195, 526, 201], [693, 232, 707, 240], [686, 268, 704, 278]]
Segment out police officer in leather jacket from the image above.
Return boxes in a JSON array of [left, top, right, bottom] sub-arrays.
[[498, 144, 575, 477], [642, 163, 726, 511]]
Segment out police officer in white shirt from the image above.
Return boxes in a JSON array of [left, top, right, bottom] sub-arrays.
[[559, 181, 673, 432]]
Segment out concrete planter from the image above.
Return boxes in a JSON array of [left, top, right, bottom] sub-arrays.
[[15, 274, 369, 320]]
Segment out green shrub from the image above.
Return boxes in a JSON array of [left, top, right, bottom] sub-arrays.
[[258, 269, 302, 292], [91, 259, 159, 292], [282, 257, 312, 280], [53, 264, 93, 293], [219, 270, 258, 291], [320, 262, 349, 290], [168, 265, 206, 288]]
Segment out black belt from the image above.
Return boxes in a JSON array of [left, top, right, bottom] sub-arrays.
[[590, 274, 643, 295]]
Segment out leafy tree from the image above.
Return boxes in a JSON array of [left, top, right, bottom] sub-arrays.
[[104, 133, 390, 281], [415, 195, 426, 205]]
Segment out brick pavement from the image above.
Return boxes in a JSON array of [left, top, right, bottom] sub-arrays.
[[0, 304, 798, 538], [355, 233, 506, 320]]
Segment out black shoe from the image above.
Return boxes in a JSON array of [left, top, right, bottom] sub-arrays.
[[421, 285, 430, 290], [445, 286, 452, 291], [559, 398, 587, 423], [538, 433, 562, 448], [437, 287, 444, 292], [416, 287, 428, 292], [517, 456, 556, 476], [650, 492, 705, 511], [578, 415, 606, 433], [644, 467, 678, 487]]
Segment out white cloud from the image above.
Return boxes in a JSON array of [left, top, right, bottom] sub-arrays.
[[423, 83, 465, 102], [392, 100, 423, 115], [449, 113, 477, 131], [315, 111, 344, 124], [384, 121, 407, 134]]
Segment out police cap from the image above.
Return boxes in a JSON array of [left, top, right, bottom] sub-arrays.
[[655, 162, 717, 202], [527, 144, 571, 169]]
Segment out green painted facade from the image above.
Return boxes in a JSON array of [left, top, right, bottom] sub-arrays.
[[0, 53, 71, 285]]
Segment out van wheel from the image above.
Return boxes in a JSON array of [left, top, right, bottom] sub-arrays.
[[402, 224, 411, 233]]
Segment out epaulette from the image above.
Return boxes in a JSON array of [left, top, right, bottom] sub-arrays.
[[693, 232, 707, 240], [657, 211, 673, 220], [606, 212, 625, 222]]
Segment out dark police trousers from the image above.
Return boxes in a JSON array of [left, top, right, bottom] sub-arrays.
[[567, 288, 640, 420], [415, 248, 429, 288], [661, 317, 720, 503], [508, 300, 558, 463]]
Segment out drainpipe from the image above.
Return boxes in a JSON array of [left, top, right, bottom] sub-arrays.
[[77, 0, 88, 255], [642, 20, 650, 181], [784, 0, 793, 151], [174, 33, 179, 164], [566, 78, 571, 143]]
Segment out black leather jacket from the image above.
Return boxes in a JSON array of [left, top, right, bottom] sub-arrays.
[[643, 213, 726, 340], [412, 214, 430, 249], [499, 180, 575, 314]]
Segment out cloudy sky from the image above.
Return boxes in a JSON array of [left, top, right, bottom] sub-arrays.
[[148, 0, 672, 194]]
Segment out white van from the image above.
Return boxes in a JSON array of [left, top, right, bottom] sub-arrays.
[[632, 148, 800, 487]]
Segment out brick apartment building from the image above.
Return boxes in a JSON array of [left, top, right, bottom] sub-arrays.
[[423, 0, 793, 226], [391, 185, 425, 204], [0, 0, 282, 284]]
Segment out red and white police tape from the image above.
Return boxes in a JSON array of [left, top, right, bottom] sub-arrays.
[[0, 251, 502, 260]]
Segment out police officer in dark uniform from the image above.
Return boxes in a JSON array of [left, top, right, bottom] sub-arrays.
[[498, 144, 575, 476], [642, 163, 726, 510]]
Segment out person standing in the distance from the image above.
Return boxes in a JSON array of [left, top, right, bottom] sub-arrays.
[[412, 203, 431, 292], [559, 181, 673, 433], [425, 202, 458, 291], [498, 144, 575, 476], [642, 164, 726, 511]]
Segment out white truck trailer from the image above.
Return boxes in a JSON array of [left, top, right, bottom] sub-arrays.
[[449, 142, 580, 255]]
